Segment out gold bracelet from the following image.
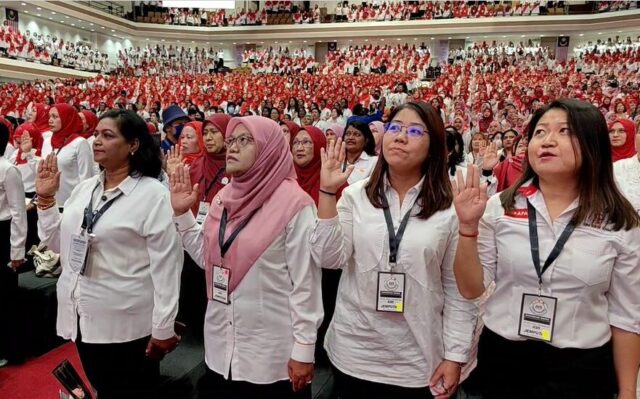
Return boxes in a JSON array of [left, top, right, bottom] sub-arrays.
[[37, 200, 57, 210]]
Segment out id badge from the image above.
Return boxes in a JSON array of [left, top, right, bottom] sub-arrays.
[[196, 201, 210, 224], [376, 272, 405, 313], [518, 293, 558, 342], [69, 232, 91, 274], [212, 265, 230, 304]]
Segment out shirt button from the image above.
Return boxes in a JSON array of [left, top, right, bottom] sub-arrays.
[[229, 321, 232, 326]]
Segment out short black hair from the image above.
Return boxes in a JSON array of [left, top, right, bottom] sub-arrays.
[[0, 121, 8, 156], [346, 120, 376, 156], [99, 109, 162, 179]]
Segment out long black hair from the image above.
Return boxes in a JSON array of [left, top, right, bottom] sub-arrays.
[[99, 109, 162, 179], [345, 120, 376, 156], [445, 126, 465, 177]]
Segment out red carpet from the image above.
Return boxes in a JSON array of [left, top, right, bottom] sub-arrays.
[[0, 342, 91, 399]]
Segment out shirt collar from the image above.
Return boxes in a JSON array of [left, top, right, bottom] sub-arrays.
[[519, 178, 580, 221], [383, 173, 426, 195], [98, 173, 140, 196]]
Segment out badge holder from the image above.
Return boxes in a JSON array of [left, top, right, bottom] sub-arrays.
[[69, 231, 94, 275], [196, 201, 210, 224], [376, 264, 406, 313], [212, 265, 231, 304], [518, 292, 557, 342]]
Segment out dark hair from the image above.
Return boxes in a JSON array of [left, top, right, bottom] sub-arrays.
[[365, 102, 452, 219], [445, 126, 464, 177], [99, 109, 162, 179], [0, 121, 8, 156], [500, 99, 640, 231], [345, 121, 376, 156]]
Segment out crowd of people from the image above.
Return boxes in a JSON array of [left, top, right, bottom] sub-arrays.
[[129, 1, 635, 27], [243, 47, 318, 75], [117, 45, 226, 77], [0, 26, 110, 72], [1, 22, 640, 399]]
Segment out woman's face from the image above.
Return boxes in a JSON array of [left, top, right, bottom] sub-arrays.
[[49, 107, 62, 132], [78, 112, 88, 132], [225, 124, 257, 177], [608, 122, 627, 148], [261, 108, 270, 117], [383, 108, 430, 173], [488, 120, 500, 134], [369, 123, 383, 148], [331, 109, 338, 119], [92, 117, 138, 170], [326, 130, 337, 144], [453, 118, 464, 132], [291, 130, 314, 168], [302, 114, 313, 126], [203, 123, 224, 154], [615, 103, 626, 113], [270, 109, 280, 121], [180, 126, 200, 154], [528, 108, 581, 180], [472, 134, 486, 151], [515, 136, 529, 156], [280, 124, 291, 144], [493, 133, 503, 149], [344, 125, 366, 153], [502, 131, 517, 150], [28, 107, 37, 123], [483, 109, 492, 118]]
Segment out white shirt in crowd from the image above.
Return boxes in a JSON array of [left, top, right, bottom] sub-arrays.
[[174, 206, 323, 384], [346, 152, 378, 185], [614, 156, 640, 212], [310, 177, 477, 387], [35, 136, 95, 206], [9, 151, 37, 193], [0, 155, 27, 261], [478, 180, 640, 348], [38, 174, 183, 343]]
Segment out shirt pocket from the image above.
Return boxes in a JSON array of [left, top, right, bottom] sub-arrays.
[[352, 222, 386, 273], [568, 241, 614, 287]]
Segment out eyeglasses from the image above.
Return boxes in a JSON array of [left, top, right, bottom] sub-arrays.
[[291, 139, 313, 148], [386, 122, 427, 138], [224, 135, 254, 149]]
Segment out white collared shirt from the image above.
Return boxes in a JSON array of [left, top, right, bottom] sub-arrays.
[[614, 156, 640, 212], [0, 156, 27, 260], [9, 150, 36, 193], [479, 181, 640, 348], [37, 174, 183, 343], [33, 134, 95, 206], [346, 152, 378, 185], [310, 177, 477, 388], [173, 205, 323, 384]]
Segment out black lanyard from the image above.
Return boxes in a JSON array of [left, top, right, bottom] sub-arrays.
[[218, 208, 258, 259], [380, 193, 415, 266], [527, 200, 576, 287], [201, 168, 225, 201], [82, 182, 123, 234]]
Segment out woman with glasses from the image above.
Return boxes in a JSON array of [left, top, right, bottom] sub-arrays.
[[343, 121, 378, 184], [170, 116, 322, 398], [311, 102, 477, 398]]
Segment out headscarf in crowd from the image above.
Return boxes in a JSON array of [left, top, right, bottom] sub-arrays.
[[609, 119, 637, 162], [203, 116, 313, 294], [13, 122, 43, 165], [189, 114, 231, 214], [80, 110, 99, 138], [179, 121, 205, 165], [50, 104, 83, 150]]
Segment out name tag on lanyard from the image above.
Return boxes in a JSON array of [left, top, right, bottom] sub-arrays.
[[375, 195, 415, 314], [212, 265, 231, 304], [196, 201, 209, 224], [69, 231, 93, 274]]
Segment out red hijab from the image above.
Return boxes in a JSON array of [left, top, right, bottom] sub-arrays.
[[179, 121, 205, 165], [50, 104, 83, 150], [32, 103, 51, 133], [281, 120, 301, 138], [478, 108, 494, 133], [13, 123, 43, 165], [80, 110, 99, 138], [189, 114, 231, 215], [292, 126, 325, 204], [609, 119, 637, 162], [494, 135, 525, 192]]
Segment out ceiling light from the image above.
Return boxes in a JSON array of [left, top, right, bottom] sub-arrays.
[[364, 39, 368, 42], [289, 41, 292, 43], [51, 11, 56, 15], [397, 38, 401, 41], [101, 26, 105, 29], [521, 34, 525, 38], [303, 40, 307, 43], [91, 29, 95, 32], [447, 37, 452, 39], [48, 17, 52, 20], [502, 35, 507, 38], [177, 40, 181, 42], [37, 7, 42, 10], [465, 36, 470, 39], [274, 41, 278, 44], [618, 30, 622, 33], [161, 39, 165, 42], [318, 40, 322, 43], [414, 38, 417, 41], [111, 29, 115, 32], [146, 38, 149, 40], [219, 42, 223, 45], [21, 2, 26, 5], [483, 36, 488, 38], [71, 23, 75, 26], [65, 16, 69, 18], [579, 33, 584, 36], [260, 41, 264, 44], [381, 39, 385, 41], [233, 42, 236, 44], [191, 40, 195, 43], [430, 37, 434, 40], [37, 14, 41, 17], [60, 20, 64, 23], [245, 42, 250, 44], [24, 10, 28, 13], [597, 32, 602, 35], [90, 23, 94, 26]]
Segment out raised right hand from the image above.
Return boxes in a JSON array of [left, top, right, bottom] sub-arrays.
[[166, 145, 183, 176], [452, 165, 488, 231], [20, 131, 33, 153], [169, 163, 199, 216], [36, 153, 60, 198], [482, 141, 500, 171], [320, 137, 353, 192]]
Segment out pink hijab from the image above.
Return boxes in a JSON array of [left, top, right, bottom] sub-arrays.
[[203, 116, 314, 294], [327, 123, 344, 138]]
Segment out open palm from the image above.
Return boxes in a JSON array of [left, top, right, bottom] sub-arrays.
[[20, 131, 33, 153], [482, 142, 499, 171], [170, 163, 199, 216], [36, 153, 60, 198], [452, 165, 489, 227], [166, 145, 183, 176], [320, 138, 353, 192]]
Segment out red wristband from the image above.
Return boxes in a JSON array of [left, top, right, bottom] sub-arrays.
[[459, 231, 479, 238]]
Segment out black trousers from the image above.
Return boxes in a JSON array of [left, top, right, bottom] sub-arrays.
[[475, 327, 617, 399], [0, 219, 19, 361], [316, 268, 341, 365], [197, 367, 311, 399], [331, 364, 433, 399], [177, 251, 207, 337], [76, 325, 159, 399]]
